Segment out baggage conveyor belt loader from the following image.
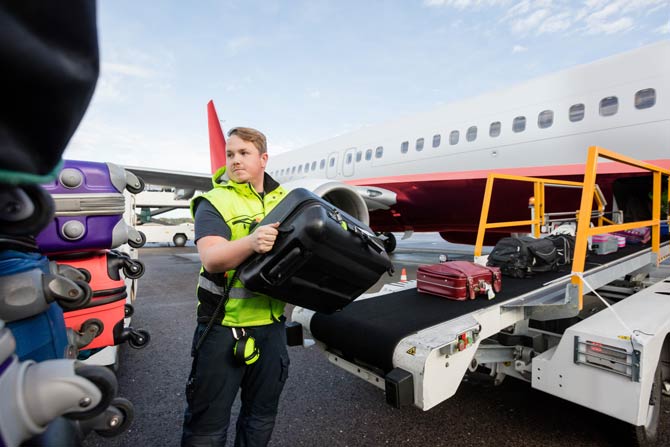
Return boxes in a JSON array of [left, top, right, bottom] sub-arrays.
[[291, 147, 670, 444]]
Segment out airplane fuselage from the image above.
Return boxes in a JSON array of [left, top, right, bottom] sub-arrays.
[[268, 42, 670, 243]]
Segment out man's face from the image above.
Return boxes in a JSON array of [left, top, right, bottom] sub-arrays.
[[226, 134, 267, 186]]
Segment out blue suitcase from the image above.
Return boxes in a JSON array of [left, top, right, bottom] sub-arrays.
[[0, 251, 71, 361]]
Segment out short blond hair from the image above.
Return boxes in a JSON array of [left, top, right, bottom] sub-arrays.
[[227, 127, 267, 154]]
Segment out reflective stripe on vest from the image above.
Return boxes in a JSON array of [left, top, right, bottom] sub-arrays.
[[197, 276, 254, 299]]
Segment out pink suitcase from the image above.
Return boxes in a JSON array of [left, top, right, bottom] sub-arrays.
[[613, 227, 651, 245], [36, 160, 146, 254], [417, 261, 502, 301]]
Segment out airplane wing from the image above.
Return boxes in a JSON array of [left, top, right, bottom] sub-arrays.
[[125, 166, 211, 192]]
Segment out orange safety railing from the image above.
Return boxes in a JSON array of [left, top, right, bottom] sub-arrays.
[[473, 175, 605, 256], [473, 146, 670, 311], [570, 146, 670, 309]]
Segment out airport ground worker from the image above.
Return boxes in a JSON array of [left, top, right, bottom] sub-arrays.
[[182, 127, 289, 447]]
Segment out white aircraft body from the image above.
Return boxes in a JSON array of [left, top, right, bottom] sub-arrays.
[[129, 40, 670, 247]]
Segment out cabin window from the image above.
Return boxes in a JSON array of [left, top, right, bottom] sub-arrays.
[[298, 165, 303, 173], [466, 126, 477, 142], [305, 163, 310, 172], [538, 110, 553, 129], [365, 149, 372, 161], [400, 141, 409, 153], [513, 116, 526, 133], [569, 104, 585, 122], [635, 88, 656, 110], [489, 121, 501, 137], [291, 166, 296, 174], [432, 134, 441, 147], [599, 96, 618, 116], [449, 130, 459, 145], [356, 151, 362, 162], [345, 153, 353, 164], [375, 146, 384, 158], [311, 161, 317, 170], [329, 157, 336, 167], [416, 138, 424, 152], [320, 159, 326, 169]]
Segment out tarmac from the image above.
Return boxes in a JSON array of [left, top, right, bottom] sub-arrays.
[[82, 235, 670, 447]]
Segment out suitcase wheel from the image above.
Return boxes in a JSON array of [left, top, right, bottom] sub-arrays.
[[65, 364, 118, 421], [77, 267, 92, 283], [95, 397, 135, 438], [81, 319, 104, 339], [127, 328, 150, 349], [48, 277, 93, 311], [127, 231, 146, 249], [122, 260, 144, 279], [124, 303, 135, 318], [125, 173, 145, 194]]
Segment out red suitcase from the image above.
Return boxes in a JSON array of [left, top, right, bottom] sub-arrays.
[[417, 261, 502, 300]]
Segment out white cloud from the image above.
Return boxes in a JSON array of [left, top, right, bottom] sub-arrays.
[[67, 117, 209, 173], [586, 16, 634, 35], [424, 0, 509, 9], [498, 0, 665, 36], [588, 3, 620, 21], [225, 36, 254, 56], [655, 20, 670, 34], [308, 89, 322, 99], [511, 8, 549, 34], [103, 62, 156, 78], [512, 44, 527, 53], [93, 77, 125, 102], [427, 0, 668, 37], [538, 13, 572, 34]]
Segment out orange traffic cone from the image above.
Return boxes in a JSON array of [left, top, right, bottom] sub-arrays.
[[400, 268, 408, 282]]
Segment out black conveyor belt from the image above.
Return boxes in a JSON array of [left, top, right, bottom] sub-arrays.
[[310, 240, 667, 374]]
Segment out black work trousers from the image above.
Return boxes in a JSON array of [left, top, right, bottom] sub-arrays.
[[181, 320, 289, 447]]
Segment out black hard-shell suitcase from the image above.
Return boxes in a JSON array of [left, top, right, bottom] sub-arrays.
[[237, 188, 394, 314]]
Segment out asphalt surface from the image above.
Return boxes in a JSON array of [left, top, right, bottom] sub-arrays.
[[82, 236, 670, 447]]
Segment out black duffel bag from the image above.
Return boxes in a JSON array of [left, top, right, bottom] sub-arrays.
[[487, 236, 559, 278], [545, 234, 576, 266]]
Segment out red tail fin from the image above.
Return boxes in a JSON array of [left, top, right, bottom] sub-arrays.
[[207, 100, 226, 174]]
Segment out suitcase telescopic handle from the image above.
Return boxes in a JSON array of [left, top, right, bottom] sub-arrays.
[[263, 246, 303, 285], [350, 225, 385, 254]]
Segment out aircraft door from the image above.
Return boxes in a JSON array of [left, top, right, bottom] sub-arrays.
[[326, 152, 339, 179], [342, 148, 356, 177]]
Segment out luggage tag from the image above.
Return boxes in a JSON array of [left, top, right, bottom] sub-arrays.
[[484, 282, 496, 300]]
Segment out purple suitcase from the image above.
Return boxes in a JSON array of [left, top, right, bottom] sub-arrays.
[[36, 160, 145, 254]]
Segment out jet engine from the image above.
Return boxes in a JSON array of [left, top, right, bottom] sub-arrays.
[[282, 179, 370, 226]]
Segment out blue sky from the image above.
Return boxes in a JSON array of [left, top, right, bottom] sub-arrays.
[[66, 0, 670, 174]]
